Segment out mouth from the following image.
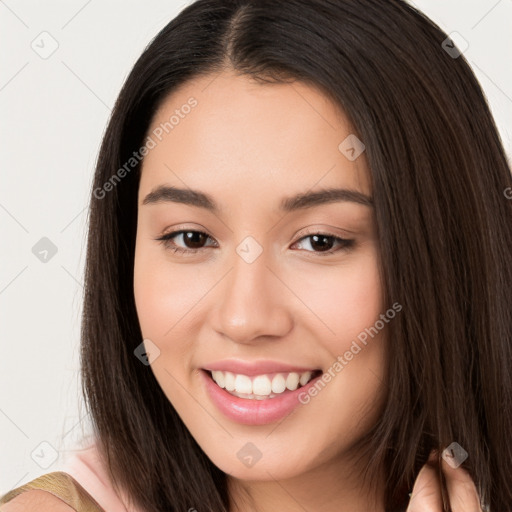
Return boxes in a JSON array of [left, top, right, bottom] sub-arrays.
[[203, 368, 323, 400], [199, 367, 324, 426]]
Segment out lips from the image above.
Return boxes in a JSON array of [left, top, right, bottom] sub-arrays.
[[199, 359, 324, 425]]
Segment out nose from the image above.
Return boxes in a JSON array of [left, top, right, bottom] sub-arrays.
[[209, 240, 293, 345]]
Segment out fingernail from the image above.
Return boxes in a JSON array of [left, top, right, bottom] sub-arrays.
[[427, 449, 439, 464]]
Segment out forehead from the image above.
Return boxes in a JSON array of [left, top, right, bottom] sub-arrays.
[[139, 70, 371, 202]]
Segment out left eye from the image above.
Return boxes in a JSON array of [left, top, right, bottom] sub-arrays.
[[292, 233, 354, 254], [155, 230, 354, 256]]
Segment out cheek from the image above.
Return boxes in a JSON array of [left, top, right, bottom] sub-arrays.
[[133, 243, 199, 404], [335, 259, 382, 336], [134, 245, 169, 338], [291, 248, 383, 348], [133, 241, 206, 340]]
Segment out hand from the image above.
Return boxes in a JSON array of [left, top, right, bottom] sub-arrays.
[[406, 449, 484, 512]]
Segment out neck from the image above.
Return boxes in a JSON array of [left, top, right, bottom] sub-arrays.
[[227, 452, 387, 512]]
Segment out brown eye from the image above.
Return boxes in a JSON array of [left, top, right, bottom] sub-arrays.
[[306, 234, 335, 252], [179, 231, 209, 249], [155, 230, 216, 254], [292, 232, 354, 256]]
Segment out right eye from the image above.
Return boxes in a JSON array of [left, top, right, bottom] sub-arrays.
[[155, 230, 218, 254]]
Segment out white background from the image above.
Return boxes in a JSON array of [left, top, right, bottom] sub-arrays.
[[1, 0, 511, 493]]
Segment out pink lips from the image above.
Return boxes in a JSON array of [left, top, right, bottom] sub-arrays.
[[199, 360, 322, 426]]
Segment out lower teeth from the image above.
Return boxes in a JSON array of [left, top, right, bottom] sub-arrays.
[[228, 390, 279, 400]]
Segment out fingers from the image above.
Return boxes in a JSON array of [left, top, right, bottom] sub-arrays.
[[441, 455, 483, 512], [406, 457, 443, 512], [406, 449, 484, 512]]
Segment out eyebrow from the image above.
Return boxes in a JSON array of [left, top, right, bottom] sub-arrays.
[[142, 185, 373, 212]]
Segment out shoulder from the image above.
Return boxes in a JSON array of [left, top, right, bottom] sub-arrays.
[[0, 489, 76, 511], [0, 471, 104, 512], [1, 438, 134, 512]]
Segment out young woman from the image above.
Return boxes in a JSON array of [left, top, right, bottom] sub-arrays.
[[1, 0, 511, 511]]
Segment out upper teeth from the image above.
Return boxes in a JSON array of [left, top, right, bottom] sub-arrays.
[[210, 370, 316, 397]]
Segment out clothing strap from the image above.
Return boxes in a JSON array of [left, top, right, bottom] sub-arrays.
[[0, 471, 104, 511]]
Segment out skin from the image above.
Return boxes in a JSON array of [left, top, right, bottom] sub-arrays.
[[132, 69, 482, 512]]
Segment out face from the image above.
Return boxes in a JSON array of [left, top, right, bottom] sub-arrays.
[[133, 69, 388, 484]]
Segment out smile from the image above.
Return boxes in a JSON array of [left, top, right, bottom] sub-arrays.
[[200, 368, 323, 425]]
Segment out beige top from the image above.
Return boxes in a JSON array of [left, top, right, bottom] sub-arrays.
[[0, 441, 143, 511], [0, 471, 104, 511]]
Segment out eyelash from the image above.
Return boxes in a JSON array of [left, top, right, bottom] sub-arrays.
[[154, 229, 354, 257]]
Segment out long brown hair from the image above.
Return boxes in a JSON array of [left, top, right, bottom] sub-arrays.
[[80, 1, 512, 510]]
